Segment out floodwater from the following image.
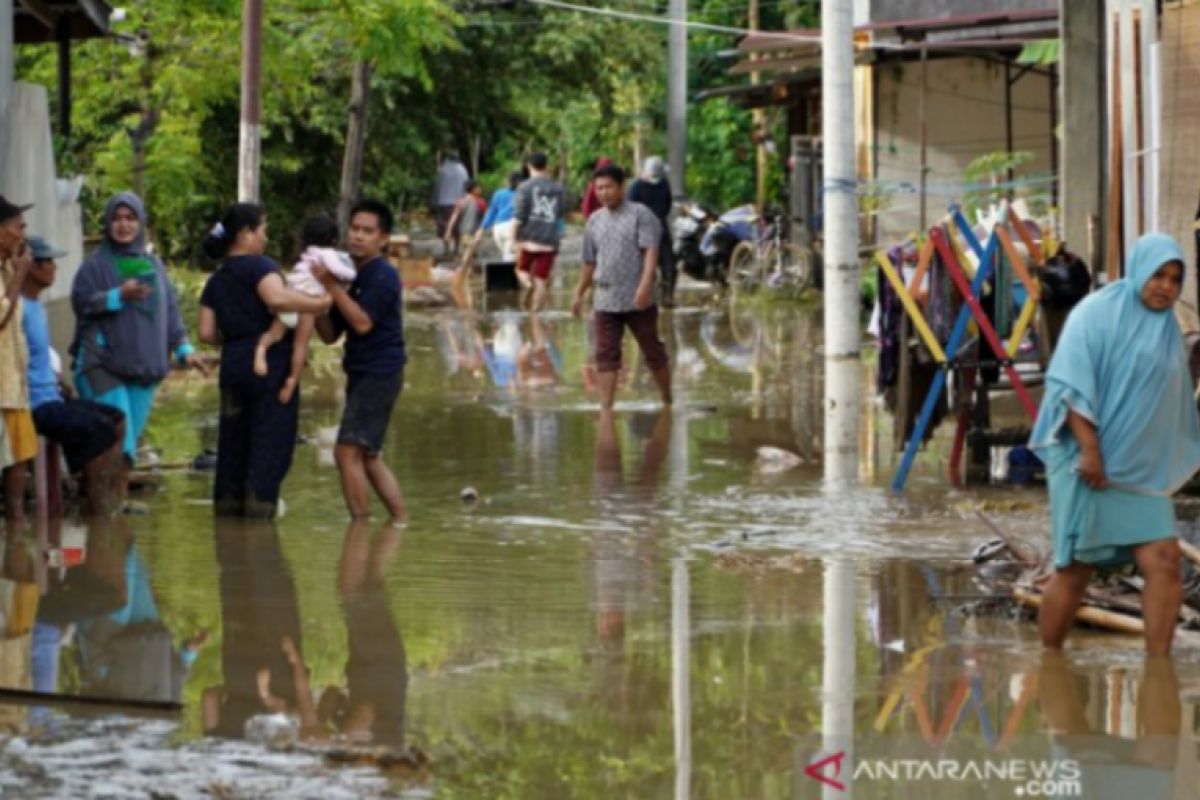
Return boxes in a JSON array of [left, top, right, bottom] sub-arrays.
[[2, 291, 1199, 799]]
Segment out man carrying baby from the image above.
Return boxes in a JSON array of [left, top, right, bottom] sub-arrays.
[[314, 200, 407, 521]]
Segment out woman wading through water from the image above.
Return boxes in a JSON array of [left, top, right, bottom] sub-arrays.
[[1031, 233, 1200, 656]]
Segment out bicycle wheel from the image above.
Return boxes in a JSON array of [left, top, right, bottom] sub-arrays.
[[728, 241, 760, 300], [773, 243, 812, 296]]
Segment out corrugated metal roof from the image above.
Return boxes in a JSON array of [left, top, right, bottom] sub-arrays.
[[14, 0, 112, 45]]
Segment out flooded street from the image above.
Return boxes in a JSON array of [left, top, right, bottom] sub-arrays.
[[2, 294, 1198, 799]]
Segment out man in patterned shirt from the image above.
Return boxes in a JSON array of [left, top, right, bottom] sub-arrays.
[[573, 164, 672, 410]]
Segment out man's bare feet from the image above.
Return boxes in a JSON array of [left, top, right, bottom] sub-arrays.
[[254, 344, 270, 377], [279, 375, 299, 405]]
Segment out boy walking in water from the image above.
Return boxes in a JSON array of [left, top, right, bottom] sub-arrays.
[[513, 153, 565, 312], [314, 200, 407, 520]]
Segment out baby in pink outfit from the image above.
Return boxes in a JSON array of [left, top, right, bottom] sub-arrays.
[[256, 216, 356, 403]]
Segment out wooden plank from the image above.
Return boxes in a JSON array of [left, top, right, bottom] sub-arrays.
[[876, 250, 947, 363]]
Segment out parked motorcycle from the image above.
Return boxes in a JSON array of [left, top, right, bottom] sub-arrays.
[[673, 204, 759, 286]]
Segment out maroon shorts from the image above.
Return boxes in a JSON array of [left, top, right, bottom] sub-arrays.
[[593, 307, 669, 374], [518, 250, 556, 281]]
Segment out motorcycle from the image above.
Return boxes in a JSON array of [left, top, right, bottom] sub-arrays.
[[673, 204, 758, 286]]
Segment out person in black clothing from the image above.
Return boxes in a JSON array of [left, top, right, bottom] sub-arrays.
[[198, 204, 332, 519], [314, 199, 408, 521], [627, 156, 677, 307]]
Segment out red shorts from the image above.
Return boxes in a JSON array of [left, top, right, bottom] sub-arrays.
[[517, 250, 556, 281]]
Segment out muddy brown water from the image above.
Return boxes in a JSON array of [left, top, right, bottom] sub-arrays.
[[1, 296, 1198, 799]]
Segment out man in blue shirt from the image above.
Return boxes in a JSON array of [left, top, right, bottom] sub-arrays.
[[21, 235, 126, 515], [314, 200, 407, 521]]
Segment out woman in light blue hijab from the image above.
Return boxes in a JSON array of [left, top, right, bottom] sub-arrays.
[[1031, 232, 1200, 655]]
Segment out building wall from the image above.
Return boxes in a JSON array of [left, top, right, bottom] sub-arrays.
[[871, 57, 1056, 244]]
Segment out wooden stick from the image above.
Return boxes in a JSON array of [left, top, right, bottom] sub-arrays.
[[876, 250, 947, 363], [1179, 538, 1200, 570], [1014, 587, 1146, 635]]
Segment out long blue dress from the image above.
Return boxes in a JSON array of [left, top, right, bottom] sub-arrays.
[[1030, 233, 1200, 569]]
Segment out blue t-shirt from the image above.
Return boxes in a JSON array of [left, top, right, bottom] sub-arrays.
[[481, 188, 516, 231], [23, 297, 60, 409], [331, 257, 406, 376]]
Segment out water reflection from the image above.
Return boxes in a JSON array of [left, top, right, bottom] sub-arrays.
[[204, 520, 408, 750], [204, 521, 306, 739], [7, 302, 1200, 797], [1037, 655, 1194, 799], [1, 517, 200, 712]]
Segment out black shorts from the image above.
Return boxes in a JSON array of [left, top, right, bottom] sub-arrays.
[[338, 371, 403, 457], [33, 399, 125, 474]]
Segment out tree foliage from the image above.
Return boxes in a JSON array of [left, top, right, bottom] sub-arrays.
[[15, 0, 820, 260]]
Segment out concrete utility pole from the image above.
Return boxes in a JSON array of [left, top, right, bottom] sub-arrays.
[[1060, 0, 1106, 275], [821, 0, 860, 484], [238, 0, 263, 203], [820, 559, 857, 800], [667, 0, 688, 198], [750, 0, 767, 213], [1, 0, 13, 117]]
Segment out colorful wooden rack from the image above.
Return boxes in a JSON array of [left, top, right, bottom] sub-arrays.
[[879, 206, 1044, 492]]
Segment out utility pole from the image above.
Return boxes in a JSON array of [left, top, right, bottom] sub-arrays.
[[238, 0, 263, 203], [668, 0, 688, 198], [821, 0, 860, 485], [1060, 0, 1106, 276], [750, 0, 767, 213], [0, 0, 13, 118]]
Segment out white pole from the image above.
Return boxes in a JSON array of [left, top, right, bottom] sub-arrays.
[[668, 0, 688, 198], [822, 0, 860, 485], [238, 0, 263, 203], [0, 0, 13, 117], [1118, 0, 1140, 245], [822, 558, 857, 800], [671, 558, 692, 800]]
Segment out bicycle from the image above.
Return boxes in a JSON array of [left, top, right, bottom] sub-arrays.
[[728, 213, 812, 302]]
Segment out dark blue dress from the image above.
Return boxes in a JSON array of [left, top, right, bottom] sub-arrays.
[[199, 256, 298, 518]]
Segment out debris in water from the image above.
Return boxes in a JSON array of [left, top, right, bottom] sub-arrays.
[[461, 487, 480, 507], [755, 447, 803, 474]]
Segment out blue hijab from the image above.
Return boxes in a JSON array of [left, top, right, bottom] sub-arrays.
[[1030, 233, 1200, 494]]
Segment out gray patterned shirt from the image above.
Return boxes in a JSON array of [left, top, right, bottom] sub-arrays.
[[582, 202, 662, 313]]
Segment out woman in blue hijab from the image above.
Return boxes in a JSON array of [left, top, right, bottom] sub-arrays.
[[1031, 232, 1200, 655], [71, 193, 208, 508]]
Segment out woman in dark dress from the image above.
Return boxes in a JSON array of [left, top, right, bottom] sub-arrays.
[[197, 204, 330, 518]]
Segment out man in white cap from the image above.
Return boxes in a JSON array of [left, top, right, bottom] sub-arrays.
[[22, 234, 127, 515], [0, 196, 36, 523]]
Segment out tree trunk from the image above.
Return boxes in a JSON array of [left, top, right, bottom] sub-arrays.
[[338, 59, 374, 235]]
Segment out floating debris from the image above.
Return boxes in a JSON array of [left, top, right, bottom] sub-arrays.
[[754, 447, 803, 474]]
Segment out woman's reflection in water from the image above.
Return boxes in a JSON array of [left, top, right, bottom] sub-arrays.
[[203, 520, 307, 739], [203, 520, 408, 751], [1038, 653, 1189, 799]]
